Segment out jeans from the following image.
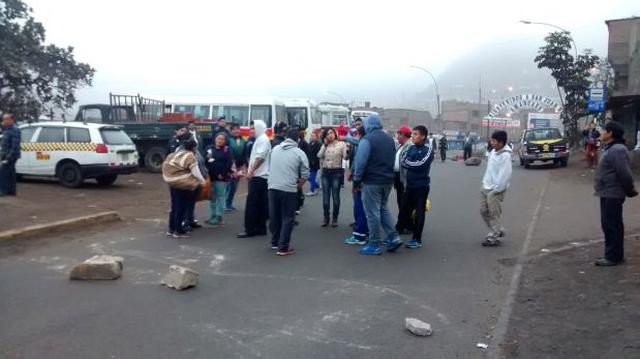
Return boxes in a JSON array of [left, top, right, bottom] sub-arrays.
[[480, 189, 506, 235], [210, 181, 227, 220], [244, 177, 269, 235], [0, 160, 17, 195], [269, 189, 298, 251], [440, 149, 446, 162], [398, 187, 430, 241], [601, 197, 625, 262], [362, 184, 398, 245], [321, 169, 344, 220], [169, 187, 192, 234], [463, 146, 472, 160], [226, 178, 239, 209], [352, 190, 369, 241], [308, 169, 319, 193]]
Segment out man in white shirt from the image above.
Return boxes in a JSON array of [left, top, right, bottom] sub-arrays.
[[238, 120, 272, 238], [480, 130, 513, 247]]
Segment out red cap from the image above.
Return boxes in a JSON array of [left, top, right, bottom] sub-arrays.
[[397, 126, 411, 137]]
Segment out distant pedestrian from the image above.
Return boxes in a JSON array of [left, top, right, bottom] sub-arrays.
[[205, 133, 234, 226], [463, 133, 474, 160], [353, 113, 403, 255], [211, 116, 230, 139], [397, 126, 434, 249], [318, 128, 348, 227], [0, 114, 20, 196], [594, 121, 638, 266], [187, 120, 203, 152], [584, 122, 601, 169], [394, 126, 412, 212], [168, 124, 188, 153], [268, 128, 309, 256], [305, 132, 321, 196], [429, 133, 438, 152], [162, 138, 206, 238], [344, 125, 369, 245], [480, 130, 513, 247], [439, 134, 448, 162], [226, 123, 246, 212], [237, 120, 271, 238]]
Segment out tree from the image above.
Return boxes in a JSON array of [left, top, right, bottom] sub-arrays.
[[535, 31, 599, 147], [0, 0, 95, 119]]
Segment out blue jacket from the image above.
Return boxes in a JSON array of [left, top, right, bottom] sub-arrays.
[[0, 125, 21, 162], [402, 141, 434, 188], [353, 113, 395, 185]]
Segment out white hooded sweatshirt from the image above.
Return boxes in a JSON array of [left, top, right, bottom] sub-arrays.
[[482, 145, 513, 192], [248, 120, 271, 179]]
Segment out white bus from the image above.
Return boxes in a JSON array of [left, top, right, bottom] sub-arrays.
[[318, 104, 351, 127]]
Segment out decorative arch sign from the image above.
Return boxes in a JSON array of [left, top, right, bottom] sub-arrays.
[[489, 94, 562, 117]]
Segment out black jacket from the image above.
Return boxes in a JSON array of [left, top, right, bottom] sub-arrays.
[[594, 141, 637, 198], [205, 145, 233, 181], [307, 140, 321, 170], [0, 125, 21, 162], [439, 137, 448, 151]]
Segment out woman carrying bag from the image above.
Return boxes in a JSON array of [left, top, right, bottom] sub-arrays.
[[162, 138, 206, 238], [205, 133, 235, 226], [317, 128, 348, 227]]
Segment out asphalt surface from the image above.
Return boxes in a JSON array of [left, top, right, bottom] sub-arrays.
[[1, 159, 554, 358]]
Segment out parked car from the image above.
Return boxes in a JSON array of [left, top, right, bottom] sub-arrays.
[[17, 121, 138, 187], [518, 127, 569, 168]]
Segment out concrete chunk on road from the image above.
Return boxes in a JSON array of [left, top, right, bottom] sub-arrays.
[[465, 157, 482, 166], [69, 255, 124, 280], [162, 265, 199, 291], [405, 317, 433, 336]]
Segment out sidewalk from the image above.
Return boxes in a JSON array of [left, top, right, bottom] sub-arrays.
[[501, 153, 640, 358]]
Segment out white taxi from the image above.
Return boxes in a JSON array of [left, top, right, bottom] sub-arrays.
[[17, 121, 139, 187]]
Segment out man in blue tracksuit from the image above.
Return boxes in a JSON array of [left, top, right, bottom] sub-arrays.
[[344, 125, 368, 245], [397, 125, 434, 248], [0, 114, 21, 196], [353, 113, 402, 255]]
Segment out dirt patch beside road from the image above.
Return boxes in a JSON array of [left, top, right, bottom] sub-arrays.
[[0, 173, 247, 233], [503, 236, 640, 358]]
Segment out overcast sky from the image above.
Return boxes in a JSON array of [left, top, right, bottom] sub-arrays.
[[27, 0, 639, 109]]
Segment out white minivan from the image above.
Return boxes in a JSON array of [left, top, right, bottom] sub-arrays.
[[17, 121, 138, 187]]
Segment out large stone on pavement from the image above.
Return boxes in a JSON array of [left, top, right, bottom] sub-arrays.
[[464, 157, 482, 166], [69, 255, 124, 280], [162, 265, 199, 290], [405, 317, 433, 336]]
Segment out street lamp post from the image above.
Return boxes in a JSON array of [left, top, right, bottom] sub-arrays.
[[519, 20, 579, 59], [410, 65, 441, 119]]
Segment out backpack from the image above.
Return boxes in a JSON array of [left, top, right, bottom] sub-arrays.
[[162, 150, 199, 190]]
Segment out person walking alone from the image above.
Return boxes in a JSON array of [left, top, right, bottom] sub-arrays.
[[268, 128, 310, 256], [237, 120, 271, 238], [594, 121, 638, 266], [463, 133, 474, 161], [317, 128, 348, 227], [480, 130, 512, 247], [353, 113, 403, 255], [584, 122, 601, 169], [439, 134, 448, 162]]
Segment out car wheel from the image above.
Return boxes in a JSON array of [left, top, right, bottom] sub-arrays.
[[57, 162, 84, 188], [95, 174, 118, 186], [144, 146, 167, 173]]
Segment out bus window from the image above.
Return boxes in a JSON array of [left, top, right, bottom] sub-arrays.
[[250, 105, 272, 127], [276, 105, 287, 127], [194, 105, 211, 119], [212, 106, 221, 118], [174, 105, 196, 114], [286, 107, 308, 128], [225, 106, 250, 126]]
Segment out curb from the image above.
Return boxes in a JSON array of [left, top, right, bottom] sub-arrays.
[[0, 211, 121, 241]]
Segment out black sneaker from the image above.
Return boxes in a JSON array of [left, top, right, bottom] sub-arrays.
[[481, 237, 501, 247], [594, 258, 624, 266]]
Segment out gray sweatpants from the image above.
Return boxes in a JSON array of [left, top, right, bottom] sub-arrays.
[[480, 189, 506, 236]]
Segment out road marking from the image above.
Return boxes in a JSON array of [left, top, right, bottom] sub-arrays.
[[489, 175, 550, 357]]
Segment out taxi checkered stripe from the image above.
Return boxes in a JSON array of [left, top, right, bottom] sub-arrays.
[[21, 142, 98, 152]]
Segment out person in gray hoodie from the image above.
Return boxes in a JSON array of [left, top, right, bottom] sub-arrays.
[[594, 121, 638, 266], [268, 128, 310, 256]]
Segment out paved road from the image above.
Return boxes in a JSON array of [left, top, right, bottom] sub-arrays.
[[1, 160, 552, 358]]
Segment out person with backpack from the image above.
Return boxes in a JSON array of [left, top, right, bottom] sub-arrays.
[[162, 138, 206, 238], [594, 121, 638, 266], [205, 133, 234, 226]]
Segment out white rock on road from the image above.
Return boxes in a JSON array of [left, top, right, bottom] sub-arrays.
[[69, 255, 124, 280], [162, 265, 199, 290], [405, 317, 433, 336]]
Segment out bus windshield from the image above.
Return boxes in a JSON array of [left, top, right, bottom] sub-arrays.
[[286, 107, 308, 128]]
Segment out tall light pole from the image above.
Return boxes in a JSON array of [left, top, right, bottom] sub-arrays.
[[410, 65, 441, 119], [519, 20, 579, 59]]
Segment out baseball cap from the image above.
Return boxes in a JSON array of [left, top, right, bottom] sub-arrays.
[[397, 126, 411, 137]]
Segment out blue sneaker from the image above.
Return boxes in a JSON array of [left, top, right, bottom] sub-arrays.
[[358, 243, 382, 255], [344, 235, 367, 245], [386, 237, 403, 252], [405, 239, 423, 249]]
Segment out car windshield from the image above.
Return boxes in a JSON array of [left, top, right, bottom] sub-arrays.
[[525, 128, 562, 141], [100, 128, 133, 145]]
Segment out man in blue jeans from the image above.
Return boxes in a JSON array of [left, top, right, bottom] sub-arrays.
[[352, 112, 402, 255]]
